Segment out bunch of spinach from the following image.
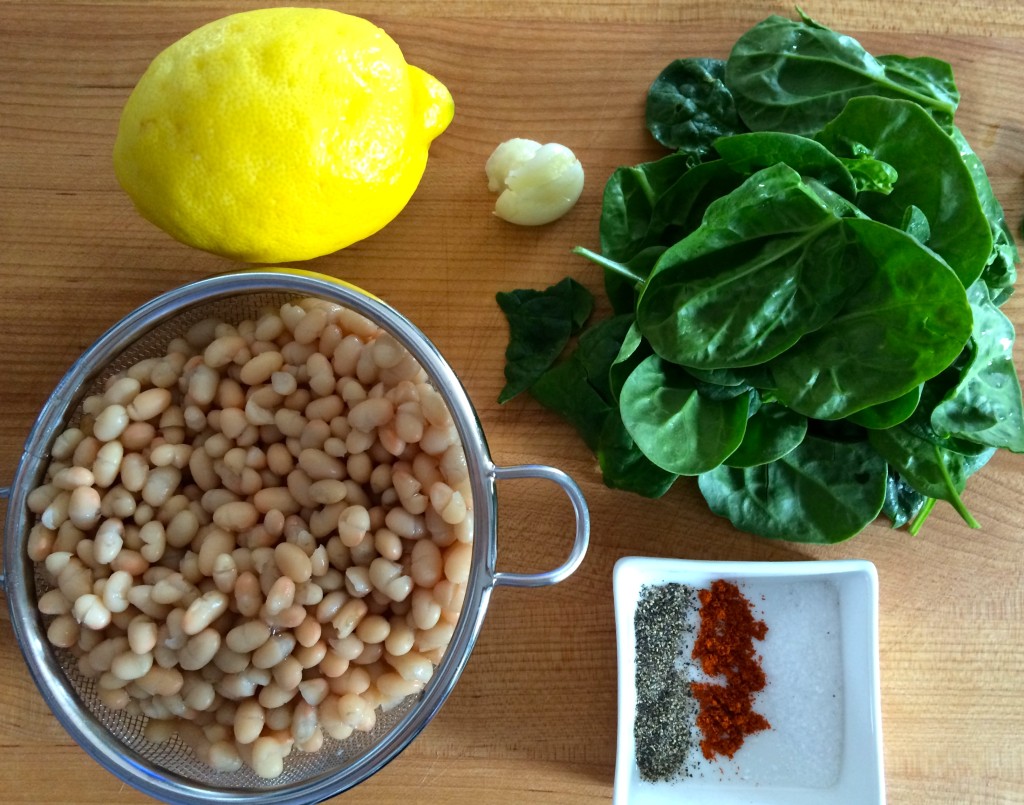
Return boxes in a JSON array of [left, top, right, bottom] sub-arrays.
[[497, 11, 1024, 543]]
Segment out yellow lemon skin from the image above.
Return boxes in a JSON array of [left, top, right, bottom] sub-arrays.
[[113, 8, 454, 262]]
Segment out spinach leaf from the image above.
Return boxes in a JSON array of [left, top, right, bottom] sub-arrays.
[[930, 280, 1024, 452], [875, 53, 960, 115], [907, 361, 1000, 457], [496, 278, 594, 403], [574, 314, 636, 403], [725, 13, 959, 136], [766, 218, 973, 419], [594, 155, 744, 312], [598, 155, 743, 264], [637, 164, 859, 369], [684, 365, 754, 388], [724, 403, 807, 467], [697, 434, 888, 543], [900, 205, 931, 244], [619, 354, 749, 475], [687, 373, 755, 401], [714, 131, 856, 197], [656, 158, 747, 233], [599, 153, 693, 263], [881, 468, 929, 529], [841, 153, 898, 195], [601, 247, 665, 315], [530, 352, 609, 453], [609, 321, 648, 401], [845, 385, 922, 429], [952, 127, 1019, 304], [868, 426, 994, 526], [645, 58, 747, 160], [529, 317, 677, 497], [596, 415, 679, 498], [816, 97, 992, 288]]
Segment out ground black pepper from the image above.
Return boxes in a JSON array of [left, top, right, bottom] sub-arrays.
[[633, 583, 700, 781]]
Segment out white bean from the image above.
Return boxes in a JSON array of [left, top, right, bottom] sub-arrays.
[[127, 388, 172, 422], [166, 508, 200, 549], [51, 427, 86, 461], [120, 453, 149, 492], [183, 591, 229, 635], [179, 629, 221, 671], [139, 520, 167, 563], [375, 671, 425, 700], [308, 478, 347, 505], [234, 699, 265, 745], [90, 440, 124, 489], [203, 334, 246, 368], [410, 588, 441, 631], [57, 557, 93, 602], [384, 618, 416, 657], [240, 350, 284, 386], [249, 735, 286, 780], [212, 500, 259, 532], [417, 621, 456, 653], [38, 588, 71, 616], [347, 397, 394, 432], [336, 692, 372, 729], [128, 616, 158, 655], [384, 507, 426, 540], [337, 505, 370, 548], [68, 486, 102, 530], [369, 557, 413, 602], [93, 404, 130, 442], [193, 532, 232, 581], [275, 542, 312, 584], [52, 466, 95, 490], [252, 633, 296, 670], [94, 518, 125, 565], [73, 593, 111, 630], [102, 570, 133, 614], [111, 650, 154, 682], [182, 678, 217, 711], [355, 614, 391, 645], [444, 542, 472, 585], [210, 553, 238, 595], [344, 566, 372, 599]]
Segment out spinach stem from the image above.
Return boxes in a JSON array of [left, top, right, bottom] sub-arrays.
[[572, 246, 645, 285], [933, 443, 981, 529], [908, 497, 936, 536]]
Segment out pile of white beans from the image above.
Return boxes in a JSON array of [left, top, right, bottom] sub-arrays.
[[26, 296, 474, 780]]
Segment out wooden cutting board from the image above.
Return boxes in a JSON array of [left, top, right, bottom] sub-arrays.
[[1, 2, 1022, 802]]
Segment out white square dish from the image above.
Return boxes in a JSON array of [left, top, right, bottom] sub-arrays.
[[612, 557, 884, 805]]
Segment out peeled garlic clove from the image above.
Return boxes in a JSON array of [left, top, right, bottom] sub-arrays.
[[485, 139, 584, 226], [485, 138, 540, 193]]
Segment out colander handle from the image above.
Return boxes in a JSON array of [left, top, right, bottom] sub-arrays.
[[490, 464, 590, 589]]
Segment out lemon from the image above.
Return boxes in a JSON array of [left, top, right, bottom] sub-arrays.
[[113, 8, 454, 262]]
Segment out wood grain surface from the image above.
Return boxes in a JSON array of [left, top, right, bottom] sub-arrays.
[[1, 2, 1023, 803]]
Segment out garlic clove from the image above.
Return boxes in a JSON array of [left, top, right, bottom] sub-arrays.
[[485, 139, 584, 226]]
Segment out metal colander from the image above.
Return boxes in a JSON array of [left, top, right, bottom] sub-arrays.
[[1, 269, 589, 804]]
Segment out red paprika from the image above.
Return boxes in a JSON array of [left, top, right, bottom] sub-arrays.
[[691, 579, 770, 760]]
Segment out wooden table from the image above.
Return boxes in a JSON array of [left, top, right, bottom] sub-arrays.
[[2, 2, 1022, 802]]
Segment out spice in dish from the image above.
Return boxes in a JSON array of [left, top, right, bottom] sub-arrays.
[[691, 579, 770, 760], [632, 582, 700, 781]]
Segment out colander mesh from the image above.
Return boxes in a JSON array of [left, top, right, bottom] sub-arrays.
[[33, 289, 435, 791]]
